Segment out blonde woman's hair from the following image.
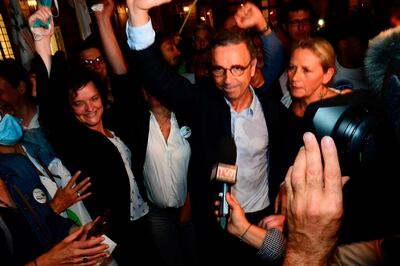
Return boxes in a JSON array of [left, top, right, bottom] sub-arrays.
[[292, 37, 336, 73]]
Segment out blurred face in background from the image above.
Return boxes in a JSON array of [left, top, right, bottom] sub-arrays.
[[80, 48, 107, 79], [193, 29, 212, 51], [287, 10, 312, 43], [160, 39, 182, 66]]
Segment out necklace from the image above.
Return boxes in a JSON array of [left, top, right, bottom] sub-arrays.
[[319, 87, 328, 100]]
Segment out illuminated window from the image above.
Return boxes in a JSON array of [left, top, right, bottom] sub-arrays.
[[0, 14, 15, 60]]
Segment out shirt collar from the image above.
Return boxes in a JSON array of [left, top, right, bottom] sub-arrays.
[[225, 86, 257, 116]]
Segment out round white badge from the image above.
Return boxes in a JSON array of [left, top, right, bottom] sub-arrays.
[[180, 126, 191, 139], [33, 188, 47, 204]]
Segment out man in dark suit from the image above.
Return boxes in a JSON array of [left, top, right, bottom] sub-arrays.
[[125, 1, 289, 265]]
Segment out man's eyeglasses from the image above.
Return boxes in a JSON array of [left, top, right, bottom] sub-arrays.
[[288, 19, 311, 26], [82, 56, 105, 66], [211, 60, 252, 77]]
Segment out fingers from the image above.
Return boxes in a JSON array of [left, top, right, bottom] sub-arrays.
[[66, 171, 82, 189], [303, 132, 324, 191], [63, 227, 84, 243], [320, 136, 342, 195], [258, 214, 285, 230], [284, 166, 293, 204], [74, 179, 92, 200], [274, 193, 280, 214], [289, 146, 306, 194], [342, 176, 350, 187]]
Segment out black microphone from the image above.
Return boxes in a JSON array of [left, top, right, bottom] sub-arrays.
[[210, 136, 237, 229]]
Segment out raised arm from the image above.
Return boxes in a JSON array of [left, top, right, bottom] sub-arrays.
[[126, 0, 171, 27], [29, 6, 53, 75], [94, 0, 128, 74], [234, 2, 285, 92]]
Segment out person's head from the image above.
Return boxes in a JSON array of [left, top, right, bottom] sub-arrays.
[[0, 59, 33, 110], [157, 32, 182, 67], [280, 0, 317, 43], [288, 37, 336, 102], [210, 30, 257, 101], [193, 24, 214, 52], [67, 69, 108, 132], [79, 46, 108, 80], [334, 16, 369, 69], [0, 103, 23, 147]]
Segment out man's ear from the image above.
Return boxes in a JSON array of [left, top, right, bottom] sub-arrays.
[[250, 58, 258, 77]]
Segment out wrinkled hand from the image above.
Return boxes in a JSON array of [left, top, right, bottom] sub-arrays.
[[28, 6, 53, 37], [50, 171, 91, 214], [284, 132, 349, 264], [36, 227, 109, 266], [258, 214, 285, 232], [234, 2, 267, 32]]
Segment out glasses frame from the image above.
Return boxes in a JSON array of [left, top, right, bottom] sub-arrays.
[[82, 55, 105, 66], [211, 60, 253, 77]]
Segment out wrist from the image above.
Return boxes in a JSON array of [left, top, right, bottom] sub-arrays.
[[258, 21, 270, 35], [128, 8, 150, 26], [239, 223, 252, 241]]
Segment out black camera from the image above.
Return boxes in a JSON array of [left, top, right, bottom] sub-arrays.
[[303, 90, 388, 176]]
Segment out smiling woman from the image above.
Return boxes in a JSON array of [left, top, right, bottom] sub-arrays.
[[30, 6, 150, 265], [68, 71, 107, 134]]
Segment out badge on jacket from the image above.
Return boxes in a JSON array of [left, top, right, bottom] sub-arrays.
[[33, 188, 47, 204], [180, 126, 191, 139]]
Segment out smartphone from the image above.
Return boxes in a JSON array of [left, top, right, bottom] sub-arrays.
[[87, 209, 110, 238]]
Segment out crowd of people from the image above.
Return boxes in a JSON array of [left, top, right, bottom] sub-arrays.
[[1, 0, 400, 265]]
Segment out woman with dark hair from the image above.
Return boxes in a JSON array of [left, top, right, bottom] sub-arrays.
[[30, 7, 149, 265]]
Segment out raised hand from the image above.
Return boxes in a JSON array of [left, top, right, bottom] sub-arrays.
[[50, 171, 91, 214], [283, 132, 349, 265], [28, 6, 54, 40], [234, 2, 269, 33], [126, 0, 172, 26], [94, 0, 115, 20]]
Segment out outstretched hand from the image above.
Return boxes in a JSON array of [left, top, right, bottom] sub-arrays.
[[50, 171, 91, 214], [35, 227, 109, 266], [284, 132, 349, 264], [234, 2, 269, 33], [94, 0, 115, 20], [126, 0, 172, 26]]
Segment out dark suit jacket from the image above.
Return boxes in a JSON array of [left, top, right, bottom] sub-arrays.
[[34, 53, 134, 246], [132, 44, 291, 228]]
